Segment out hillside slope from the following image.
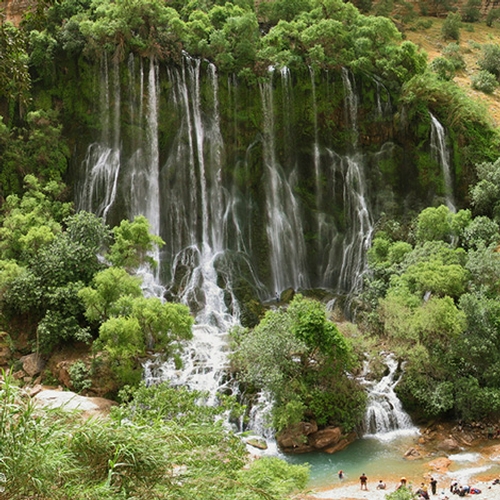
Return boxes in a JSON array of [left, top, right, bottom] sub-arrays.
[[404, 16, 500, 125]]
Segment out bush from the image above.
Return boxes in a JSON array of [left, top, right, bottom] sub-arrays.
[[442, 42, 466, 70], [486, 8, 500, 27], [441, 12, 462, 41], [69, 360, 92, 392], [478, 43, 500, 77], [430, 56, 456, 80], [471, 70, 498, 94], [463, 0, 482, 22]]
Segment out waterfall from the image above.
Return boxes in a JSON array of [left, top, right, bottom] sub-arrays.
[[309, 66, 321, 197], [77, 57, 121, 220], [341, 67, 358, 146], [430, 113, 456, 213], [362, 353, 418, 440], [260, 69, 309, 296], [144, 57, 239, 403], [322, 71, 374, 294], [76, 57, 400, 412]]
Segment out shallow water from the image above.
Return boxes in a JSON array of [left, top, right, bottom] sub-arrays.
[[285, 432, 425, 488], [282, 433, 500, 490]]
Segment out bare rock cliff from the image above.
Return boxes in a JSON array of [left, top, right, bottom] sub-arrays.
[[1, 0, 34, 26]]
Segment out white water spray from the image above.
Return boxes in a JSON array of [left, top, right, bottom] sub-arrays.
[[362, 353, 419, 440]]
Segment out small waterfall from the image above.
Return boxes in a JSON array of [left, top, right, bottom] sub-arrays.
[[78, 57, 121, 220], [309, 66, 322, 196], [260, 70, 309, 296], [430, 113, 456, 213], [341, 67, 358, 145], [362, 353, 418, 440]]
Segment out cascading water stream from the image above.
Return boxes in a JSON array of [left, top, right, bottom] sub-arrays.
[[362, 353, 419, 440], [78, 57, 121, 220], [260, 69, 309, 296], [430, 113, 456, 213], [144, 57, 239, 403]]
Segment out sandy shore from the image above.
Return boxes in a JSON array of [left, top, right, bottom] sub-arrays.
[[306, 479, 500, 499]]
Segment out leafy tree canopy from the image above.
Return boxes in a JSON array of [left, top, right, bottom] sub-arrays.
[[231, 294, 365, 431]]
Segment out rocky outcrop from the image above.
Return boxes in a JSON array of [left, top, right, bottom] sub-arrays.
[[276, 421, 356, 454], [0, 0, 35, 26], [34, 388, 117, 417]]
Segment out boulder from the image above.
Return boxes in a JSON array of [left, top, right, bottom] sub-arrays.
[[324, 433, 356, 454], [21, 353, 45, 377], [277, 423, 354, 454], [245, 437, 268, 450], [34, 389, 116, 416], [427, 457, 452, 473], [438, 437, 460, 452], [404, 447, 422, 460], [308, 427, 342, 449], [276, 421, 318, 452]]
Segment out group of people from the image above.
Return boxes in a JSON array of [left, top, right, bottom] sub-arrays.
[[337, 471, 439, 495], [449, 480, 482, 496], [337, 469, 484, 497]]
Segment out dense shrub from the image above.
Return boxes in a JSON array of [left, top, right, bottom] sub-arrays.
[[430, 56, 456, 80], [478, 43, 500, 77], [441, 12, 462, 41], [471, 70, 498, 94]]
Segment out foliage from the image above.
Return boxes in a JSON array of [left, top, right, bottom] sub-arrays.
[[471, 70, 499, 94], [462, 0, 481, 23], [364, 193, 500, 420], [0, 110, 70, 195], [0, 175, 72, 262], [441, 12, 461, 42], [107, 215, 164, 271], [79, 267, 143, 323], [80, 268, 193, 385], [478, 43, 500, 78], [0, 21, 30, 109], [470, 158, 500, 220], [430, 56, 455, 80], [486, 8, 500, 27], [69, 359, 93, 392], [0, 373, 309, 499], [385, 486, 417, 500], [231, 294, 365, 432], [442, 42, 466, 70]]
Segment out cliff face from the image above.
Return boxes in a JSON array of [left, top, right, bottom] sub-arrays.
[[0, 0, 34, 25]]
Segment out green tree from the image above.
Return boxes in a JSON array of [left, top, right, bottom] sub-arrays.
[[471, 70, 499, 94], [0, 21, 30, 110], [470, 158, 500, 220], [231, 295, 365, 432], [79, 267, 143, 324], [0, 175, 72, 262], [107, 215, 164, 271]]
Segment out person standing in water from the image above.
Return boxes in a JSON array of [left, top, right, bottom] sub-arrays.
[[359, 473, 368, 490], [430, 477, 438, 495], [338, 470, 344, 480]]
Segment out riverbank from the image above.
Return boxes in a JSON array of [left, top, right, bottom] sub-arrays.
[[308, 478, 500, 499]]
